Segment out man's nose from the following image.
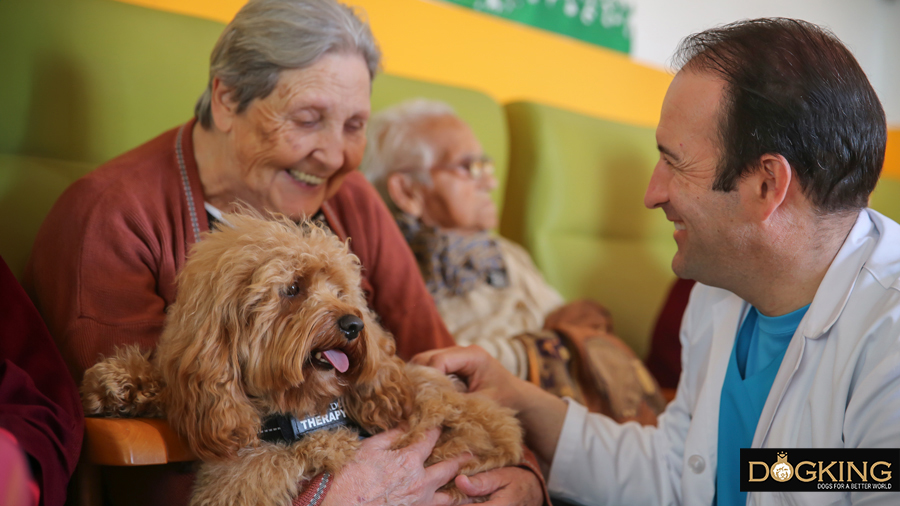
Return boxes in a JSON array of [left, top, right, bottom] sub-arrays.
[[644, 160, 670, 209]]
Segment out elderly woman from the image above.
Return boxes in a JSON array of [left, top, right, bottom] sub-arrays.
[[362, 99, 666, 423], [361, 100, 563, 378], [25, 2, 544, 506]]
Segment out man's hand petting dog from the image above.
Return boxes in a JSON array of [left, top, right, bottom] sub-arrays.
[[322, 427, 473, 506], [412, 345, 527, 413], [414, 345, 569, 484]]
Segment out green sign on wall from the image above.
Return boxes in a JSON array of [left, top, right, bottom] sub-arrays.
[[443, 0, 632, 54]]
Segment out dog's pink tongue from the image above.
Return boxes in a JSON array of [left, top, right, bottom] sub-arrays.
[[323, 350, 349, 373]]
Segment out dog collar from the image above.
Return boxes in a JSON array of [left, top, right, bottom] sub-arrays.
[[258, 399, 368, 443]]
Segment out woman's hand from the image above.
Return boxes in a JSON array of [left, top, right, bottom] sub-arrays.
[[321, 426, 470, 506]]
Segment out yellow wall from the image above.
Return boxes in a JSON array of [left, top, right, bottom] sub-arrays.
[[113, 0, 670, 128], [887, 130, 900, 179], [116, 0, 899, 176]]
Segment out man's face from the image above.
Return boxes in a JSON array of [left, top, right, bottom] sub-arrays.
[[415, 115, 498, 232], [644, 69, 751, 285]]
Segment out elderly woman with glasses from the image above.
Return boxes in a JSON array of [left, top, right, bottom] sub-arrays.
[[362, 100, 563, 378], [363, 99, 666, 425], [25, 2, 545, 506]]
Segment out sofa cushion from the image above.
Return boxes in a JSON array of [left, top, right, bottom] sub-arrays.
[[0, 154, 94, 278], [503, 101, 676, 357], [870, 176, 900, 222]]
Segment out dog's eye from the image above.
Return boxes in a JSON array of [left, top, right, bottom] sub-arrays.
[[285, 282, 302, 298]]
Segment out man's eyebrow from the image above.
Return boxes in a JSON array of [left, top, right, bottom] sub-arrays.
[[657, 144, 681, 163]]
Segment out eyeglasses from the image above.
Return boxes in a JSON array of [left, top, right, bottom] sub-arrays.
[[433, 156, 495, 181]]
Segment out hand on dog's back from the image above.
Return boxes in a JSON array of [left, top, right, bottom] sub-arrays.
[[319, 426, 471, 506]]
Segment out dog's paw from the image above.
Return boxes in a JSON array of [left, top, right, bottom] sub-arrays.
[[80, 346, 165, 417]]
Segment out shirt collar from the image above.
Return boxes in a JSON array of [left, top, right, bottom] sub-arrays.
[[800, 209, 878, 339]]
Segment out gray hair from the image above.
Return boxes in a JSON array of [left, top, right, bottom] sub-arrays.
[[360, 99, 457, 212], [194, 0, 381, 128]]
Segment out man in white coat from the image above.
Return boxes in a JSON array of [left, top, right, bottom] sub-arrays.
[[415, 18, 899, 506]]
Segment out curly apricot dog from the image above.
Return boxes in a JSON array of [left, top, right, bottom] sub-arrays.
[[80, 213, 522, 506]]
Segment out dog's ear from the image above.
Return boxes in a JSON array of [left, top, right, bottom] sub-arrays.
[[158, 310, 259, 461], [343, 313, 414, 432]]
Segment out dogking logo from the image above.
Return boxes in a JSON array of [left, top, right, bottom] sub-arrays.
[[741, 448, 900, 492], [770, 452, 793, 482]]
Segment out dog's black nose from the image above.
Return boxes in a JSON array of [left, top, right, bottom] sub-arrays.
[[337, 314, 364, 340]]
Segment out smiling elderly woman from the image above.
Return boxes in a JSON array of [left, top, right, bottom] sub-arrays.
[[24, 1, 544, 506]]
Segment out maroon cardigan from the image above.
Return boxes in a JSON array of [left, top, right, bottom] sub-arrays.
[[24, 119, 455, 383], [0, 256, 83, 506]]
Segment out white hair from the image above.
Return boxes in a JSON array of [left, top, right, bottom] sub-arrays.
[[360, 99, 458, 211], [194, 0, 381, 128]]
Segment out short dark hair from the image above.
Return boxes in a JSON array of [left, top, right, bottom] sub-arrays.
[[674, 18, 886, 213]]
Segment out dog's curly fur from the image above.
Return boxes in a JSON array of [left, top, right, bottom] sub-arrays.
[[81, 212, 523, 506]]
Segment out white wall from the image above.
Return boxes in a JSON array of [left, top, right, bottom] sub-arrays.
[[628, 0, 900, 125]]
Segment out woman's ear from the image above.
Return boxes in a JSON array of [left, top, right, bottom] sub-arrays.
[[387, 172, 426, 217], [210, 76, 239, 133]]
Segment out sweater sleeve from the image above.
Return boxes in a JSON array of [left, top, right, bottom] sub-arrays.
[[0, 256, 83, 506], [22, 126, 202, 383], [25, 179, 172, 382]]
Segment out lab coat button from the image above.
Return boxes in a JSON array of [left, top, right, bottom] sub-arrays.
[[688, 455, 705, 474]]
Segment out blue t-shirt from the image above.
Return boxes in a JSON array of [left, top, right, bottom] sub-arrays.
[[714, 304, 809, 506]]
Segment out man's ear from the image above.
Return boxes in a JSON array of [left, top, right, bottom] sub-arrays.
[[744, 153, 793, 222], [209, 77, 239, 133], [386, 172, 426, 217]]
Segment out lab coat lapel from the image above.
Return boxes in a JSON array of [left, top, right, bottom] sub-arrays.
[[692, 293, 746, 468], [754, 210, 876, 448]]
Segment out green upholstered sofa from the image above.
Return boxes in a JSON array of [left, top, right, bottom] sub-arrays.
[[502, 102, 676, 358], [870, 176, 900, 221]]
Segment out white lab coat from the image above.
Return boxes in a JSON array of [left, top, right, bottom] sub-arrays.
[[548, 209, 900, 506]]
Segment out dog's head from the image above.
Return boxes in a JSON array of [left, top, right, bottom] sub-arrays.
[[156, 212, 407, 460]]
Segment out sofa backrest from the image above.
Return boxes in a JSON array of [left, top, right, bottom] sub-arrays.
[[870, 177, 900, 222], [502, 101, 677, 358], [0, 0, 222, 278], [0, 155, 95, 277], [0, 0, 222, 165]]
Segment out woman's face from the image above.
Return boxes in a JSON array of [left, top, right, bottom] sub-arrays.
[[225, 52, 371, 219], [415, 115, 498, 232]]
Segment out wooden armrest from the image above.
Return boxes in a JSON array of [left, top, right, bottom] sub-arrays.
[[83, 417, 194, 466]]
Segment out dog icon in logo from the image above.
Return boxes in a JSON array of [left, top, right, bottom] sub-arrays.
[[771, 452, 794, 482]]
